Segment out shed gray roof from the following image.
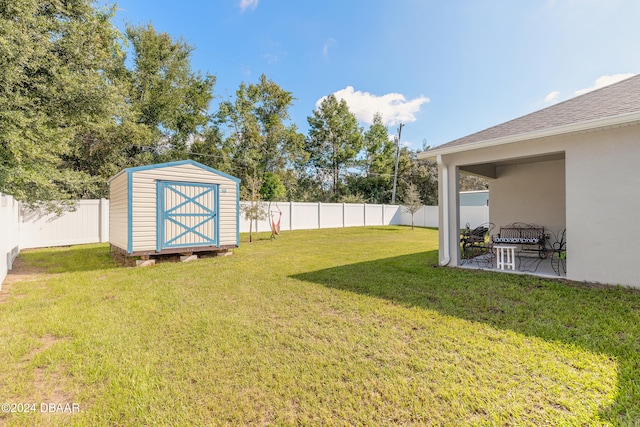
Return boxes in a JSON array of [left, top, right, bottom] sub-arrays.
[[432, 74, 640, 151]]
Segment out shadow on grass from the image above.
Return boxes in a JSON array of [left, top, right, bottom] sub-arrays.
[[362, 226, 404, 231], [17, 244, 120, 274], [291, 250, 640, 425]]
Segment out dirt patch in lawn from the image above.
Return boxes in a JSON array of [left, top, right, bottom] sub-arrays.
[[0, 256, 52, 303], [3, 255, 49, 281], [2, 335, 81, 424], [29, 336, 75, 404]]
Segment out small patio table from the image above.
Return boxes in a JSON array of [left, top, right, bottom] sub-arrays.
[[494, 245, 517, 271]]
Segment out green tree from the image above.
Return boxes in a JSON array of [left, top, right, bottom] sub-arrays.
[[344, 174, 389, 203], [460, 173, 489, 191], [62, 116, 154, 198], [396, 149, 438, 206], [61, 23, 217, 198], [217, 75, 306, 192], [402, 182, 423, 230], [364, 113, 395, 177], [285, 171, 325, 202], [346, 113, 395, 203], [126, 23, 216, 154], [338, 193, 367, 203], [306, 95, 363, 196], [187, 126, 232, 172], [241, 173, 267, 243], [260, 172, 286, 201], [0, 0, 127, 208]]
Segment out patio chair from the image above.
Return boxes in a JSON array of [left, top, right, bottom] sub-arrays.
[[460, 223, 495, 267], [550, 229, 566, 275]]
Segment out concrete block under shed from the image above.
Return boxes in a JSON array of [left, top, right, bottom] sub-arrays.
[[180, 254, 198, 262], [136, 259, 156, 267], [216, 251, 233, 257]]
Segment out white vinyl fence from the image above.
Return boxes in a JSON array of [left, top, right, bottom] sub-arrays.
[[1, 197, 489, 285], [0, 193, 20, 288], [19, 199, 110, 249], [242, 202, 406, 232], [391, 205, 489, 230], [242, 202, 489, 233]]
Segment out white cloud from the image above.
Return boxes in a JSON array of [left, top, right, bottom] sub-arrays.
[[322, 39, 335, 58], [240, 0, 259, 13], [574, 73, 635, 96], [261, 53, 279, 64], [545, 91, 560, 103], [317, 86, 429, 126], [241, 65, 252, 78]]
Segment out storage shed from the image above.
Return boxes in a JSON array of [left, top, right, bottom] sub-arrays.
[[108, 160, 240, 256]]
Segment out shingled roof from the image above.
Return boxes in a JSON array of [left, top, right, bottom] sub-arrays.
[[427, 74, 640, 153]]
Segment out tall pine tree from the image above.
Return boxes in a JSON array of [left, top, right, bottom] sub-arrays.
[[306, 95, 362, 196]]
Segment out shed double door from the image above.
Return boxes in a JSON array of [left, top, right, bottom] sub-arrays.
[[157, 181, 218, 251]]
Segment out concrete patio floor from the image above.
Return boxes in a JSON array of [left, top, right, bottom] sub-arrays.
[[459, 252, 566, 279]]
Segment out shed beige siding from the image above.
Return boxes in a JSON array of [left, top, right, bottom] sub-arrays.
[[109, 172, 129, 251], [131, 163, 238, 252]]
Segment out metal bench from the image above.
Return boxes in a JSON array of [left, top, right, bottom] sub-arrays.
[[492, 223, 548, 271]]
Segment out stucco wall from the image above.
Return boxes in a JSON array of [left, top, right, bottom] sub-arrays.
[[490, 159, 565, 235], [565, 125, 640, 287]]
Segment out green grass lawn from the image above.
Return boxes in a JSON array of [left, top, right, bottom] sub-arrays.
[[1, 226, 639, 426]]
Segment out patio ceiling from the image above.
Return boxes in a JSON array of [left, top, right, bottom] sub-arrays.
[[459, 151, 565, 179]]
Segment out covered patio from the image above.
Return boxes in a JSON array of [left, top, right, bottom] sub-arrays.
[[418, 74, 640, 288], [456, 152, 567, 279]]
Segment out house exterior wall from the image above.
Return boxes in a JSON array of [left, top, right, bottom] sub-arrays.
[[437, 123, 640, 288], [489, 160, 565, 234], [565, 125, 640, 287], [131, 163, 239, 252], [108, 172, 129, 251]]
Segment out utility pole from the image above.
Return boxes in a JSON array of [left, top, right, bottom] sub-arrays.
[[391, 123, 403, 204]]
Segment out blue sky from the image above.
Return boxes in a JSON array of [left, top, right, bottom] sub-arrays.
[[112, 0, 640, 150]]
